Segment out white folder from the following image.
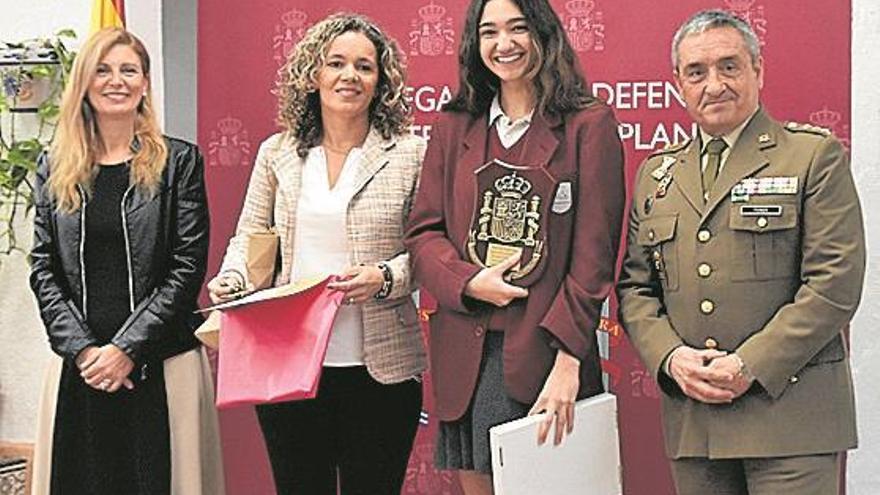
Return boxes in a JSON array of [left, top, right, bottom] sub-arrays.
[[489, 392, 622, 495]]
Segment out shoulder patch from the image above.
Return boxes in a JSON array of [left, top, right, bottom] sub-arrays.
[[784, 121, 831, 137], [649, 138, 691, 157]]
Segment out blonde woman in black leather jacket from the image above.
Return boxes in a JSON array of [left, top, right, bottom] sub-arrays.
[[29, 28, 224, 495]]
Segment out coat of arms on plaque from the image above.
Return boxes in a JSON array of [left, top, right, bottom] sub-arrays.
[[467, 160, 553, 286]]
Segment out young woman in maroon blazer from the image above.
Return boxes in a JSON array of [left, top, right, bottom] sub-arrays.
[[403, 0, 625, 492]]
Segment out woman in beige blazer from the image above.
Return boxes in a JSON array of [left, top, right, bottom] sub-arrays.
[[207, 13, 425, 495]]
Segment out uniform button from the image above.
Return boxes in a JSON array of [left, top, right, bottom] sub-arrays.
[[789, 375, 799, 384], [648, 230, 655, 241], [700, 299, 715, 314], [756, 217, 768, 228], [697, 263, 712, 277], [474, 325, 485, 337], [704, 337, 718, 349], [697, 230, 711, 243]]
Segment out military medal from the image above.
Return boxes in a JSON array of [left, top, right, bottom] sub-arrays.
[[652, 156, 676, 200], [466, 159, 554, 287], [652, 250, 665, 279], [655, 173, 673, 199], [651, 156, 676, 180], [733, 176, 798, 196], [730, 183, 749, 203]]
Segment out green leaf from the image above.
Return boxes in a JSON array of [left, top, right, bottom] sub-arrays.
[[1, 29, 74, 257], [37, 102, 60, 121], [29, 65, 53, 79]]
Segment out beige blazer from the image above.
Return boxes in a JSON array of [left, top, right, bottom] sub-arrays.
[[617, 109, 864, 458], [218, 129, 427, 384]]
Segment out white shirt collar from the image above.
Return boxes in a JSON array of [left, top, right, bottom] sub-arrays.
[[488, 94, 534, 128]]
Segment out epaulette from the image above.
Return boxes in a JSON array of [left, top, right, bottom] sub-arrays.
[[784, 121, 831, 136], [649, 138, 691, 157]]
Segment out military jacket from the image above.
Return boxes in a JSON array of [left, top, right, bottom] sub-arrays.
[[617, 108, 864, 458]]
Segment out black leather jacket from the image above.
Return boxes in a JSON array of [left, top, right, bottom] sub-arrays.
[[30, 137, 209, 370]]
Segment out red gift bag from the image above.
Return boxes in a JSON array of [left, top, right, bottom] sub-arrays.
[[216, 277, 344, 408]]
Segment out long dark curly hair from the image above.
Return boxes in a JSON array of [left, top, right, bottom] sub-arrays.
[[276, 13, 411, 157], [445, 0, 596, 116]]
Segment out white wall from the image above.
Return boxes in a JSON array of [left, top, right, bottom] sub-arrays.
[[0, 0, 163, 443], [128, 1, 165, 128], [849, 0, 880, 493]]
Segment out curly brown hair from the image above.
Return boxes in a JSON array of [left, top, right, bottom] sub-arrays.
[[275, 13, 412, 157]]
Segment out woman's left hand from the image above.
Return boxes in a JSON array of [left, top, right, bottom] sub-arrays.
[[528, 349, 580, 446], [327, 265, 384, 305], [80, 344, 135, 393]]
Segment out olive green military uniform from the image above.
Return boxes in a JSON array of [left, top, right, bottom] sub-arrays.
[[617, 108, 864, 490]]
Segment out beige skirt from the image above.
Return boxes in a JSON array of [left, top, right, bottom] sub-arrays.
[[30, 347, 225, 495]]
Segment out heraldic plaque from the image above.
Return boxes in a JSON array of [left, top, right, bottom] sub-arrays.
[[466, 159, 555, 287]]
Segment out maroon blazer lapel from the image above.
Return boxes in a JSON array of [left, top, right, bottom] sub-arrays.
[[522, 112, 561, 169], [459, 113, 489, 169]]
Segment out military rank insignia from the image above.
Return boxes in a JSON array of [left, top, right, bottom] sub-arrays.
[[784, 121, 832, 136], [467, 159, 553, 287]]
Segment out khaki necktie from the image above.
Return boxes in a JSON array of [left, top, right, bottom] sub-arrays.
[[702, 138, 728, 201]]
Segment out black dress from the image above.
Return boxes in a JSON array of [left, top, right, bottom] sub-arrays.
[[50, 163, 171, 495]]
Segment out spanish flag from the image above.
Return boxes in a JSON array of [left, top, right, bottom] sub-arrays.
[[90, 0, 125, 33]]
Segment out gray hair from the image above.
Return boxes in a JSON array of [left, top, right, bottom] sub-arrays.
[[671, 10, 761, 71]]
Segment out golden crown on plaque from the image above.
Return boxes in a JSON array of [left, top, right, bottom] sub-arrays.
[[217, 116, 243, 136], [418, 1, 447, 23], [495, 172, 532, 197], [281, 9, 308, 28], [809, 107, 841, 129], [565, 0, 595, 16]]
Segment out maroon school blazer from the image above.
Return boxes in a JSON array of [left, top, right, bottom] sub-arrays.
[[404, 103, 625, 421]]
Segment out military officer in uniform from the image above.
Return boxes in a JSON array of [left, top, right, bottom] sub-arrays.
[[617, 9, 865, 495]]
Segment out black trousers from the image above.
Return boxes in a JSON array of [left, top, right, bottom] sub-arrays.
[[256, 366, 422, 495]]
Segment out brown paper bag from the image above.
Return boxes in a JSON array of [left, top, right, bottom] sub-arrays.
[[195, 310, 221, 349], [195, 229, 279, 349], [247, 229, 279, 290]]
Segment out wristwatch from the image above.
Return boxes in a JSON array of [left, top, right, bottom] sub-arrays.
[[374, 262, 393, 299]]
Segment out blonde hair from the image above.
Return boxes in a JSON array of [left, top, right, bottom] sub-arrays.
[[275, 13, 411, 157], [49, 27, 167, 212]]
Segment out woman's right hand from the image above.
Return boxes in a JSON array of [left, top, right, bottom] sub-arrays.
[[464, 254, 529, 306], [206, 273, 247, 304]]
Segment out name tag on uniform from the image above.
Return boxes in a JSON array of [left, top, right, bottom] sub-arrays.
[[740, 205, 783, 217]]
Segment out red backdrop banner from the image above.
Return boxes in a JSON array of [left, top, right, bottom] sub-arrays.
[[198, 1, 851, 493]]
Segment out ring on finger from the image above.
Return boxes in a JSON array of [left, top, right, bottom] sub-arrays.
[[99, 378, 111, 391]]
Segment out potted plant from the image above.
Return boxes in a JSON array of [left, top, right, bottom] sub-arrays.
[[0, 30, 75, 260]]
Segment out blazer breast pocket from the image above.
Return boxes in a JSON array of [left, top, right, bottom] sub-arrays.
[[729, 199, 800, 282], [637, 214, 679, 291]]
